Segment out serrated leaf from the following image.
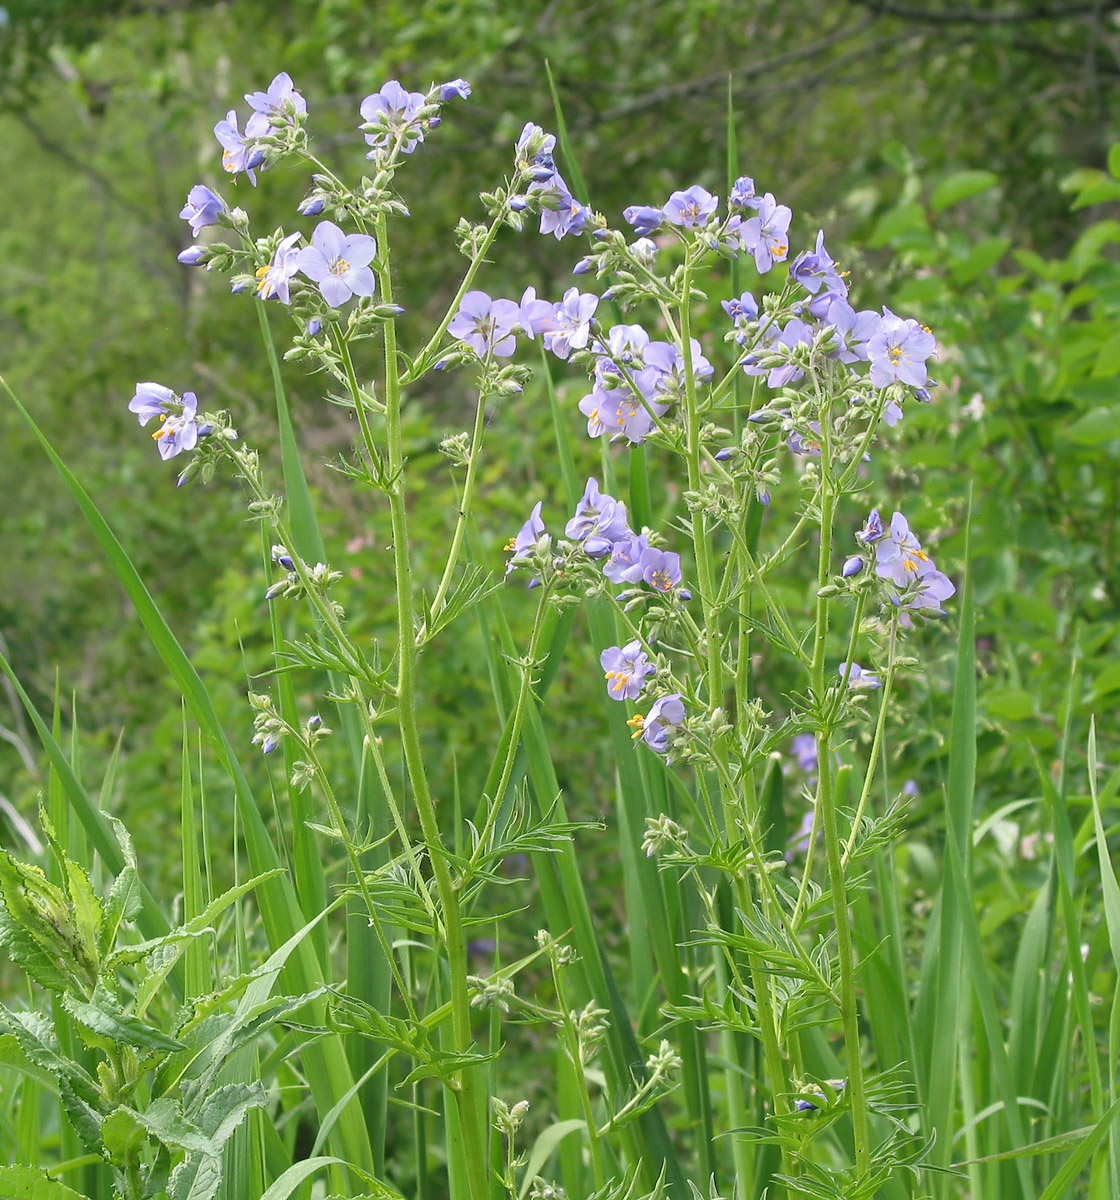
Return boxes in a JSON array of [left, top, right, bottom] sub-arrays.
[[102, 1106, 148, 1161], [131, 1098, 211, 1154], [931, 169, 998, 213], [0, 850, 86, 993], [166, 1151, 222, 1200], [62, 986, 185, 1054], [191, 1081, 266, 1146], [0, 1166, 87, 1200]]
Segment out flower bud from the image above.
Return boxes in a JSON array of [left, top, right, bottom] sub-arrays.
[[714, 447, 734, 461], [177, 246, 207, 266], [298, 195, 325, 216], [508, 194, 529, 212], [307, 318, 321, 337], [572, 257, 593, 275], [842, 555, 864, 578]]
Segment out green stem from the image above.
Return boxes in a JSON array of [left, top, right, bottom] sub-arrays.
[[429, 387, 490, 623], [372, 211, 489, 1200], [808, 378, 871, 1176]]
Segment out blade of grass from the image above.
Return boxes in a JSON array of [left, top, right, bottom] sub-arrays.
[[3, 378, 374, 1177]]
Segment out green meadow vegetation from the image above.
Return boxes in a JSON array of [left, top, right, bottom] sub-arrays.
[[1, 4, 1119, 1199]]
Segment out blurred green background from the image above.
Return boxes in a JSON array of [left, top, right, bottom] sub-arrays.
[[1, 0, 1118, 899]]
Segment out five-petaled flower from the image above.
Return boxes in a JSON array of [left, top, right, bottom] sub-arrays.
[[741, 192, 792, 273], [449, 291, 521, 357], [179, 185, 225, 236], [505, 501, 546, 576], [296, 221, 377, 306], [663, 186, 718, 229], [600, 642, 656, 701], [256, 232, 302, 303], [214, 109, 269, 182], [245, 72, 307, 120], [867, 308, 936, 389], [360, 81, 427, 157], [129, 383, 201, 460], [628, 694, 685, 754], [544, 288, 598, 359]]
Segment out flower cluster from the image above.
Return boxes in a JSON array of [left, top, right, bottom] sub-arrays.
[[511, 122, 592, 240], [856, 508, 956, 621]]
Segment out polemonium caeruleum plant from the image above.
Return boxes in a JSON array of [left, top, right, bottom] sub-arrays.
[[1, 71, 965, 1200]]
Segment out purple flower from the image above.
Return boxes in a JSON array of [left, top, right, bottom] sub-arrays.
[[663, 186, 718, 229], [639, 546, 682, 593], [544, 287, 598, 359], [179, 185, 225, 236], [177, 246, 207, 266], [517, 286, 556, 339], [792, 733, 818, 775], [603, 533, 650, 584], [839, 662, 881, 689], [631, 237, 658, 263], [578, 389, 657, 444], [740, 192, 792, 273], [245, 72, 307, 119], [531, 174, 590, 239], [767, 318, 814, 388], [825, 298, 880, 364], [505, 501, 545, 575], [600, 641, 656, 701], [439, 78, 471, 100], [856, 509, 883, 545], [631, 694, 686, 754], [892, 569, 956, 621], [623, 205, 664, 236], [360, 81, 427, 157], [566, 478, 629, 555], [296, 221, 377, 307], [790, 230, 846, 296], [515, 122, 557, 178], [722, 291, 759, 325], [787, 807, 816, 861], [214, 109, 269, 183], [867, 308, 936, 389], [874, 512, 933, 585], [128, 383, 199, 460], [449, 291, 520, 357], [729, 176, 763, 210], [256, 232, 302, 303]]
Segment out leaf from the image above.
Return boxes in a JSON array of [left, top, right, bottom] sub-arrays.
[[62, 985, 185, 1054], [1092, 331, 1120, 378], [948, 236, 1010, 285], [1108, 142, 1120, 180], [1072, 178, 1120, 210], [0, 1166, 87, 1200], [102, 1107, 148, 1161], [984, 689, 1035, 722], [258, 1158, 350, 1200], [931, 169, 999, 213], [1063, 406, 1120, 444], [868, 201, 928, 248], [518, 1119, 588, 1200], [1037, 1092, 1120, 1200]]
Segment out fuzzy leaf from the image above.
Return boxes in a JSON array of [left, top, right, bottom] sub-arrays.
[[62, 985, 185, 1054]]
